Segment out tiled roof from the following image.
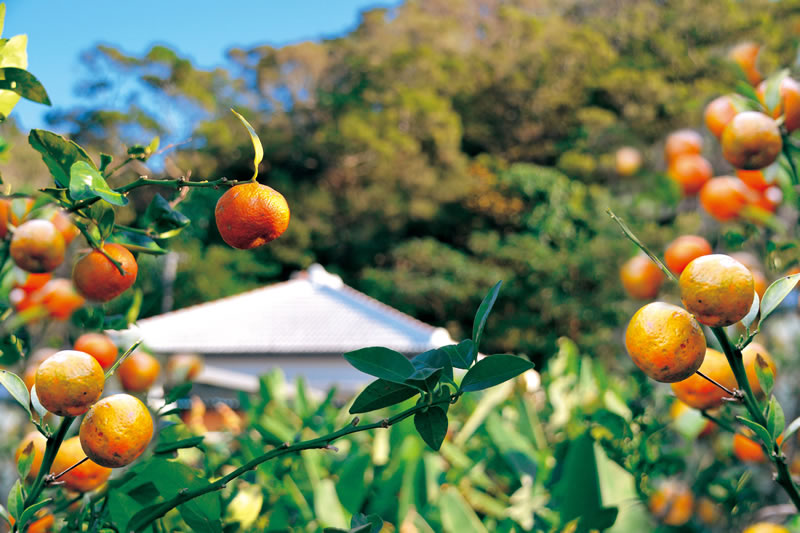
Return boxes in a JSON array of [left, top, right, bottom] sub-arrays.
[[125, 264, 453, 355]]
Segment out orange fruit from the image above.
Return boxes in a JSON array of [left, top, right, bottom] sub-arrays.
[[49, 209, 80, 245], [625, 302, 706, 383], [699, 176, 752, 222], [741, 342, 777, 396], [35, 350, 104, 417], [648, 479, 694, 526], [74, 333, 118, 371], [721, 111, 782, 170], [7, 197, 34, 227], [696, 497, 720, 525], [14, 431, 46, 480], [166, 353, 204, 382], [757, 76, 800, 132], [737, 169, 772, 191], [664, 235, 712, 275], [743, 524, 790, 533], [615, 146, 642, 176], [50, 436, 111, 492], [664, 129, 703, 163], [79, 393, 154, 468], [26, 514, 54, 533], [680, 254, 755, 327], [620, 255, 664, 300], [117, 350, 160, 393], [14, 270, 52, 294], [729, 42, 762, 86], [671, 348, 736, 410], [9, 220, 65, 274], [749, 186, 782, 214], [733, 433, 768, 463], [33, 279, 85, 320], [667, 154, 713, 196], [73, 243, 138, 302], [0, 199, 8, 240], [214, 182, 290, 249], [705, 95, 738, 138]]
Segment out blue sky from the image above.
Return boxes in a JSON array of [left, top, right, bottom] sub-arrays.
[[5, 0, 401, 130]]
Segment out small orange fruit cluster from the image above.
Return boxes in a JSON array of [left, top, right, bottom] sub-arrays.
[[215, 182, 290, 250]]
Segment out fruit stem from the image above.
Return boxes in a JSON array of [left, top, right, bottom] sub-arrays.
[[606, 209, 678, 283], [712, 326, 800, 511], [24, 416, 74, 508], [47, 456, 88, 484], [700, 411, 737, 434], [127, 392, 462, 531], [695, 370, 737, 397]]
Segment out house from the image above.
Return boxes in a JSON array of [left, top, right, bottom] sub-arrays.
[[118, 264, 455, 400]]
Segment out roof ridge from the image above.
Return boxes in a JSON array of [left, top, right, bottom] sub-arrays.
[[335, 283, 438, 333]]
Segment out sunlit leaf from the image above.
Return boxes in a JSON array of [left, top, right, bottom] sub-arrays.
[[28, 129, 94, 188], [760, 273, 800, 324], [231, 109, 263, 181], [0, 369, 30, 418], [69, 161, 127, 206]]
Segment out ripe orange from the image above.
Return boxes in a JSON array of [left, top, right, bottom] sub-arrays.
[[667, 154, 713, 195], [671, 348, 736, 410], [648, 479, 694, 526], [741, 342, 777, 396], [0, 199, 8, 240], [117, 350, 160, 392], [757, 76, 800, 132], [733, 433, 768, 463], [14, 431, 46, 480], [35, 350, 104, 417], [615, 146, 642, 176], [679, 254, 755, 327], [625, 302, 706, 383], [22, 348, 57, 391], [14, 270, 52, 294], [25, 514, 54, 533], [166, 353, 204, 382], [664, 235, 712, 275], [79, 393, 154, 468], [696, 497, 720, 525], [743, 523, 790, 533], [620, 255, 664, 300], [721, 111, 782, 170], [749, 186, 782, 214], [704, 95, 738, 138], [699, 176, 752, 222], [51, 436, 111, 492], [215, 182, 290, 249], [33, 279, 85, 320], [664, 129, 703, 164], [49, 209, 80, 245], [74, 333, 118, 371], [729, 42, 762, 86], [73, 243, 138, 302], [9, 220, 65, 274], [737, 169, 772, 191]]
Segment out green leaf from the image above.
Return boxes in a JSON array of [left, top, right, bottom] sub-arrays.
[[349, 379, 418, 414], [17, 498, 51, 532], [754, 352, 775, 397], [143, 193, 190, 238], [108, 231, 167, 254], [459, 355, 533, 392], [441, 340, 475, 370], [29, 385, 46, 419], [764, 69, 789, 113], [6, 479, 22, 519], [741, 290, 760, 330], [0, 370, 30, 417], [343, 347, 415, 384], [313, 479, 348, 528], [90, 201, 116, 241], [737, 416, 772, 447], [414, 406, 448, 450], [28, 129, 95, 188], [412, 347, 453, 381], [0, 67, 50, 105], [16, 439, 34, 480], [439, 486, 488, 533], [783, 416, 800, 442], [767, 396, 786, 440], [0, 503, 9, 527], [231, 109, 263, 181], [0, 334, 23, 365], [99, 153, 113, 173], [125, 288, 143, 325], [736, 80, 761, 105], [472, 281, 502, 350], [164, 382, 193, 404], [154, 436, 205, 455], [178, 494, 222, 533], [579, 507, 619, 532], [760, 273, 800, 325], [70, 161, 127, 206], [147, 136, 160, 155], [350, 513, 383, 533]]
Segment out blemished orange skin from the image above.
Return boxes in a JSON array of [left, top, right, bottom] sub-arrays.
[[14, 432, 46, 480], [35, 350, 104, 417], [625, 302, 706, 383], [49, 209, 80, 245], [615, 146, 642, 176], [51, 436, 111, 492], [671, 348, 736, 410], [757, 77, 800, 132], [74, 333, 119, 371], [737, 169, 772, 191], [9, 219, 66, 274], [34, 279, 85, 320], [215, 182, 290, 249], [733, 433, 768, 463], [664, 129, 703, 163], [80, 393, 154, 468], [664, 235, 712, 275], [73, 243, 138, 302], [166, 353, 204, 382], [700, 177, 751, 222], [648, 480, 694, 526], [741, 342, 777, 397], [620, 255, 664, 300], [729, 42, 762, 86], [667, 154, 713, 196], [743, 523, 791, 533], [721, 111, 782, 170], [680, 254, 755, 327], [704, 95, 738, 138], [117, 351, 161, 392]]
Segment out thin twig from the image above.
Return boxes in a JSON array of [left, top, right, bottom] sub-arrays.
[[607, 209, 678, 283], [695, 370, 738, 397], [47, 456, 88, 484]]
